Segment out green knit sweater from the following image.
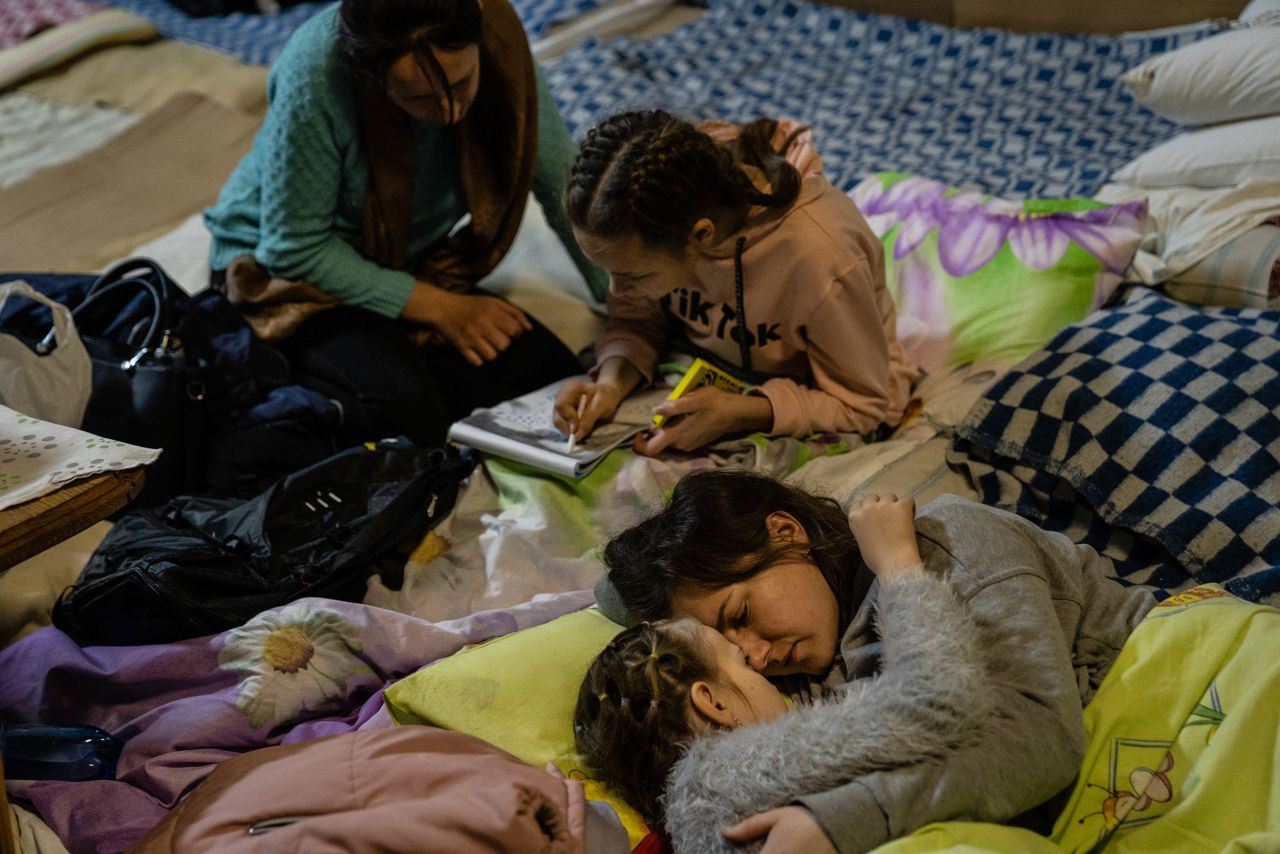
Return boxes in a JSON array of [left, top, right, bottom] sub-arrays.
[[204, 4, 605, 317]]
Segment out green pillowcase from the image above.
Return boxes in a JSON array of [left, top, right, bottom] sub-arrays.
[[850, 173, 1147, 373], [385, 607, 621, 765], [384, 607, 650, 844]]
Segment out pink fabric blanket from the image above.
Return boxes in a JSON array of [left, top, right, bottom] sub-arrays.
[[0, 0, 100, 48]]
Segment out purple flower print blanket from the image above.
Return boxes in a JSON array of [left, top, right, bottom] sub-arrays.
[[0, 591, 593, 853]]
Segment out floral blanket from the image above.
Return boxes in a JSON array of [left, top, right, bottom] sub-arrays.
[[365, 430, 856, 623], [0, 591, 592, 853], [875, 586, 1280, 853], [0, 363, 996, 853], [364, 361, 1000, 623]]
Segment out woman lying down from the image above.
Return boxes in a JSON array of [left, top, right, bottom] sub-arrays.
[[577, 471, 1158, 853]]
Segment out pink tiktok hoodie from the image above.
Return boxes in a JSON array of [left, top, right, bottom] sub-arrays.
[[595, 123, 919, 437]]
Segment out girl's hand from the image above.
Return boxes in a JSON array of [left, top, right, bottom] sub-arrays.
[[553, 378, 625, 443], [404, 284, 532, 366], [847, 493, 923, 582], [634, 388, 772, 456], [722, 806, 836, 854]]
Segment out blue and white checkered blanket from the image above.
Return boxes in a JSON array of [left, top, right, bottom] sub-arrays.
[[108, 0, 608, 65], [548, 0, 1219, 198], [949, 289, 1280, 604]]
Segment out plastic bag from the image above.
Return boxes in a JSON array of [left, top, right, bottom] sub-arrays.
[[0, 280, 91, 428]]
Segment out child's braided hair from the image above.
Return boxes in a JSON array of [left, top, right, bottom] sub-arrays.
[[573, 618, 716, 827], [567, 110, 802, 251]]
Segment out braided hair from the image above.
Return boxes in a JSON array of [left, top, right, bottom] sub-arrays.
[[574, 619, 717, 827], [567, 110, 803, 251]]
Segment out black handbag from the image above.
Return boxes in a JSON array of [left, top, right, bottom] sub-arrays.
[[38, 259, 208, 504], [3, 261, 355, 502], [51, 440, 477, 646]]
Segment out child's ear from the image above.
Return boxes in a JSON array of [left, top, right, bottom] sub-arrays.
[[689, 680, 736, 728], [688, 218, 717, 249], [765, 511, 810, 546]]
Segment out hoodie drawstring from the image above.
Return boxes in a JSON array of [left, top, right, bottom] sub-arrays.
[[733, 235, 752, 376]]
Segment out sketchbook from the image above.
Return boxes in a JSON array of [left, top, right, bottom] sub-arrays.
[[446, 378, 668, 478]]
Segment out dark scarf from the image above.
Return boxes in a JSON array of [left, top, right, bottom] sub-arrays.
[[225, 0, 539, 343]]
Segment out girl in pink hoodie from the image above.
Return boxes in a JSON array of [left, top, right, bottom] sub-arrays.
[[553, 109, 917, 455]]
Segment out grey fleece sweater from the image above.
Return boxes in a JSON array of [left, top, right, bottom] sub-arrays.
[[594, 495, 1157, 853], [802, 495, 1155, 852], [663, 571, 993, 854]]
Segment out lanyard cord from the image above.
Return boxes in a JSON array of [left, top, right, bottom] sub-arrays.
[[733, 235, 752, 375]]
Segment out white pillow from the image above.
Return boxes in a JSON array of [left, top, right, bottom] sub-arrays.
[[1111, 114, 1280, 189], [1122, 28, 1280, 125], [1240, 0, 1280, 22]]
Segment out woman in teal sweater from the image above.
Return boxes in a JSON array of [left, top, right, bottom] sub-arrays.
[[204, 0, 605, 449]]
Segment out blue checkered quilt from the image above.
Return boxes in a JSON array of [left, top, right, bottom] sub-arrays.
[[108, 0, 608, 65], [547, 0, 1220, 198], [949, 289, 1280, 604]]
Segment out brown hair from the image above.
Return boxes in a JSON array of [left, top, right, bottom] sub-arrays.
[[603, 468, 865, 629], [566, 110, 802, 252], [573, 619, 716, 827], [338, 0, 482, 121]]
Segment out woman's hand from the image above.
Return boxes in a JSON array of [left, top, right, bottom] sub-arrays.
[[403, 282, 532, 366], [722, 806, 836, 854], [633, 388, 773, 456], [553, 378, 626, 443], [847, 493, 923, 582]]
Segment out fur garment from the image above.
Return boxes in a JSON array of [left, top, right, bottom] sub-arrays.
[[663, 571, 992, 853]]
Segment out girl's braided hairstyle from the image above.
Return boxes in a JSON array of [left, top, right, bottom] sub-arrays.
[[573, 619, 716, 827], [567, 110, 803, 251]]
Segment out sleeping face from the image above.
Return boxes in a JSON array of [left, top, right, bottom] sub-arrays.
[[691, 622, 790, 727], [671, 513, 841, 679]]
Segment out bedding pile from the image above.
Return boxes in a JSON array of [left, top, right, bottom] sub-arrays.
[[950, 288, 1280, 603], [0, 591, 592, 852], [547, 0, 1219, 198]]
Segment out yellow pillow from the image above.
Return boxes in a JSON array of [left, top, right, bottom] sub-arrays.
[[384, 607, 650, 845]]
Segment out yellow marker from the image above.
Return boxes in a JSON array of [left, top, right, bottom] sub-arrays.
[[653, 358, 748, 427]]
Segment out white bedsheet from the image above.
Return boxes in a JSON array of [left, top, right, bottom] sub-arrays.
[[0, 93, 136, 190], [1096, 180, 1280, 284]]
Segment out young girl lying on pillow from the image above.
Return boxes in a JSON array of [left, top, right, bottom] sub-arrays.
[[575, 493, 993, 852], [577, 472, 1158, 853]]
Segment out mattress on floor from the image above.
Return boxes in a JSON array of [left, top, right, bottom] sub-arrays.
[[547, 0, 1220, 198]]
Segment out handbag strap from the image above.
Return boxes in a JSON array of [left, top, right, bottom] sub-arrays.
[[86, 257, 176, 335], [88, 257, 176, 304], [71, 276, 167, 370]]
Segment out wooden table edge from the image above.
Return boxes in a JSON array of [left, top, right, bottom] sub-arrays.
[[0, 467, 146, 572]]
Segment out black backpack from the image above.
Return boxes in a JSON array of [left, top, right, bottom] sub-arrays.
[[52, 439, 476, 646]]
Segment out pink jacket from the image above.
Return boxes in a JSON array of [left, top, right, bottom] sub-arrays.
[[130, 727, 619, 853], [595, 124, 917, 437]]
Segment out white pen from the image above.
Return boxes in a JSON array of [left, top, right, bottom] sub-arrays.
[[566, 393, 587, 454]]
